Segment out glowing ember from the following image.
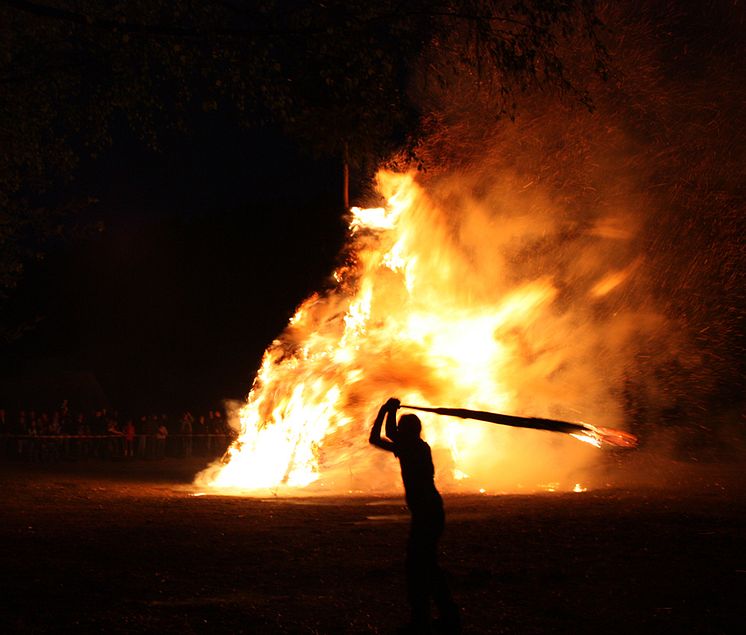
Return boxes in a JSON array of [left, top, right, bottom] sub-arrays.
[[196, 170, 637, 495]]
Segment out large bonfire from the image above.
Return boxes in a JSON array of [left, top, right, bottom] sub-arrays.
[[196, 169, 646, 495], [193, 0, 744, 495]]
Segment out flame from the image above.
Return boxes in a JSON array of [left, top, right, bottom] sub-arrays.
[[196, 170, 631, 495], [590, 258, 642, 297]]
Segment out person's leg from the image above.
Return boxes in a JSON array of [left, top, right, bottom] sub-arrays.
[[410, 507, 460, 633], [431, 565, 460, 633], [406, 533, 431, 631], [429, 517, 460, 634]]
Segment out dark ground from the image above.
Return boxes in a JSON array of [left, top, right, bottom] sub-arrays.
[[1, 458, 744, 634]]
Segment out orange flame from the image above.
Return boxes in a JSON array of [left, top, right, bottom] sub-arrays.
[[196, 171, 633, 494]]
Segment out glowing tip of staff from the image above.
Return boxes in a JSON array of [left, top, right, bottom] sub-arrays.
[[570, 432, 602, 448]]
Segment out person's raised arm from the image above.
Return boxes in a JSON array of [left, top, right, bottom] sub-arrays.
[[369, 399, 397, 452], [384, 397, 400, 442]]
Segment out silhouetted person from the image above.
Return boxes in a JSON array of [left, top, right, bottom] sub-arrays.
[[155, 421, 168, 459], [370, 398, 460, 634], [123, 419, 136, 458], [180, 411, 193, 458], [146, 415, 159, 459]]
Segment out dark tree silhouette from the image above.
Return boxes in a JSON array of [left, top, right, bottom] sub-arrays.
[[0, 0, 608, 319]]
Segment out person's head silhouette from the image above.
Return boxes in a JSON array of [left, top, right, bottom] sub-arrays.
[[397, 413, 422, 444]]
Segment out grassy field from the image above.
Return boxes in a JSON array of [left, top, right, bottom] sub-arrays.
[[1, 458, 744, 634]]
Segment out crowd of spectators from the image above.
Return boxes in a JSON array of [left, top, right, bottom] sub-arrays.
[[0, 403, 235, 461]]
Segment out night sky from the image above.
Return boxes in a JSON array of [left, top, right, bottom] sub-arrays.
[[3, 119, 349, 413]]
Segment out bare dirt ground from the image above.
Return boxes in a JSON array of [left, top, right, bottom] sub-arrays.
[[1, 457, 744, 634]]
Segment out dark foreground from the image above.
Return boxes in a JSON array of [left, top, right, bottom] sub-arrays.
[[1, 459, 744, 634]]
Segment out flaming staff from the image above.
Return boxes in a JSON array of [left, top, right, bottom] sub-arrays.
[[400, 405, 637, 449]]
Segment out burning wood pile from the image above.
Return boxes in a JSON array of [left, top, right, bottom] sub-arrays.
[[197, 171, 642, 495]]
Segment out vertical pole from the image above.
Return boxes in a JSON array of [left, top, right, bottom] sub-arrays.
[[343, 162, 349, 210], [342, 143, 350, 210]]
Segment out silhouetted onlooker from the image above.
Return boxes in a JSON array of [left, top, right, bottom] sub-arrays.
[[195, 414, 207, 455], [180, 411, 193, 458], [123, 419, 136, 458], [16, 411, 27, 457], [137, 415, 148, 459], [146, 415, 159, 459], [107, 417, 123, 459], [160, 414, 171, 455], [155, 422, 168, 459], [76, 413, 90, 459]]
